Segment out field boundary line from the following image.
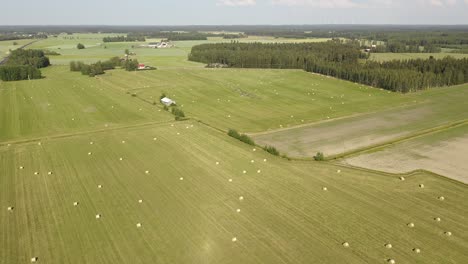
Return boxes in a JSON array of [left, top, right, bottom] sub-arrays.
[[0, 120, 174, 147], [325, 119, 468, 160], [246, 101, 429, 136]]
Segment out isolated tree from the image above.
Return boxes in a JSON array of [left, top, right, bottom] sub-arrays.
[[77, 43, 85, 50]]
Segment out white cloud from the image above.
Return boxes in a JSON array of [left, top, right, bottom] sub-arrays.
[[217, 0, 257, 6], [270, 0, 396, 8], [271, 0, 359, 8], [419, 0, 459, 6]]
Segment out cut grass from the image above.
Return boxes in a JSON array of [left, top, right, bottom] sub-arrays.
[[1, 121, 467, 263]]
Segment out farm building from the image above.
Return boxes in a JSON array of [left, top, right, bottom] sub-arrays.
[[161, 97, 176, 106], [141, 42, 173, 49]]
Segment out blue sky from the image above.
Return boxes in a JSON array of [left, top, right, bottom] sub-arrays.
[[1, 0, 467, 25]]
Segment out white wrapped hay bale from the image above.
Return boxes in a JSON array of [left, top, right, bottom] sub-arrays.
[[385, 243, 392, 249], [95, 214, 102, 219], [342, 242, 349, 248], [407, 222, 415, 228], [31, 257, 38, 263]]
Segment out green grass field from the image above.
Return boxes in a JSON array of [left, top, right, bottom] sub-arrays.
[[1, 34, 467, 264], [0, 39, 35, 59]]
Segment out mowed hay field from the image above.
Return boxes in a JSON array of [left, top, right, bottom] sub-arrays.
[[1, 121, 468, 263], [0, 67, 172, 142], [0, 39, 34, 59], [252, 84, 468, 158], [1, 34, 468, 263], [344, 123, 468, 184]]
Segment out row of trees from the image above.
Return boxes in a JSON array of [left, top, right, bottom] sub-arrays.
[[189, 42, 468, 92], [103, 35, 146, 42], [369, 42, 442, 53], [70, 57, 139, 77], [0, 65, 41, 81]]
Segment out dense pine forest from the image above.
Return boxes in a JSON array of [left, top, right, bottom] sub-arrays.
[[189, 42, 468, 92]]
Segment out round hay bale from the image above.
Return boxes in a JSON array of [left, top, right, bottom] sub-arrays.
[[253, 148, 256, 152], [179, 177, 184, 181], [73, 202, 79, 206], [385, 243, 392, 249], [434, 217, 441, 222], [399, 176, 405, 181], [119, 157, 123, 161], [413, 248, 421, 253], [438, 196, 445, 201], [136, 223, 142, 228], [250, 160, 255, 163], [90, 142, 94, 145], [228, 179, 233, 182], [34, 172, 39, 175], [387, 259, 395, 264], [419, 184, 425, 188], [239, 196, 244, 201], [445, 231, 452, 236], [342, 242, 349, 248], [7, 206, 14, 211], [95, 214, 101, 219], [216, 162, 220, 165], [232, 237, 237, 242], [242, 170, 247, 174], [263, 159, 267, 162], [236, 209, 241, 213], [31, 257, 38, 263], [257, 170, 261, 173], [407, 222, 415, 228], [47, 171, 53, 175], [19, 166, 24, 170], [153, 137, 157, 141], [337, 170, 341, 173], [98, 185, 102, 189], [322, 187, 328, 191], [88, 152, 92, 156], [121, 140, 126, 144], [145, 170, 150, 174], [38, 142, 42, 146]]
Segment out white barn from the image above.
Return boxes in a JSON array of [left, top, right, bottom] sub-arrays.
[[161, 97, 176, 106]]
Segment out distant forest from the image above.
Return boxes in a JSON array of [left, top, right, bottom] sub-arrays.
[[2, 25, 468, 53], [189, 42, 468, 93]]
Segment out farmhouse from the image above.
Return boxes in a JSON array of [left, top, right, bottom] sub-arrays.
[[141, 42, 173, 49], [161, 97, 176, 106]]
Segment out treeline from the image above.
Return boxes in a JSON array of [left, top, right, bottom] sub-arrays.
[[189, 42, 468, 92], [128, 32, 245, 41], [0, 49, 49, 81], [103, 35, 146, 42], [189, 42, 366, 68], [6, 49, 50, 68], [69, 57, 139, 77], [369, 42, 442, 53], [0, 66, 41, 81], [0, 34, 47, 41]]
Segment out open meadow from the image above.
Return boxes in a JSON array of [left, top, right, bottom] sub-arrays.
[[1, 33, 468, 264]]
